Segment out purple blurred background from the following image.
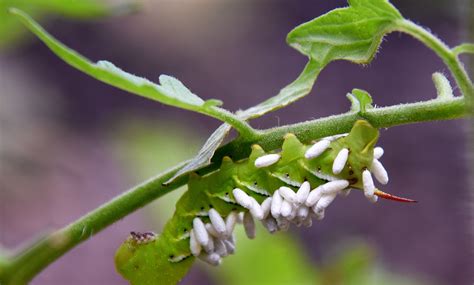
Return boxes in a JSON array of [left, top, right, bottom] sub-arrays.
[[1, 0, 472, 284]]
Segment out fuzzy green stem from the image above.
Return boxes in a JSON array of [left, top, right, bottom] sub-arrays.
[[0, 94, 468, 284], [205, 107, 257, 139], [396, 19, 474, 102], [214, 97, 467, 161]]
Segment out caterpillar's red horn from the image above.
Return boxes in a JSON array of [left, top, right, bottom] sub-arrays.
[[374, 189, 417, 203]]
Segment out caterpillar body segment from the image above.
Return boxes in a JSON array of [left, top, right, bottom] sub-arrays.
[[115, 120, 412, 284]]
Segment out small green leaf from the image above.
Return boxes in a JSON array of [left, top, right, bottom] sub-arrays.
[[287, 0, 402, 65], [238, 59, 321, 120], [203, 99, 224, 108], [9, 8, 236, 123], [452, 43, 474, 56], [347, 88, 373, 114], [165, 123, 232, 184], [346, 94, 359, 112], [158, 75, 205, 106]]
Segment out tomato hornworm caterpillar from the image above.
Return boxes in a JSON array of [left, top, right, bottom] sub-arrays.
[[115, 120, 415, 284]]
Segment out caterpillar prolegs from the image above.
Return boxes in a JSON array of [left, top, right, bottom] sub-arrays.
[[115, 120, 415, 284]]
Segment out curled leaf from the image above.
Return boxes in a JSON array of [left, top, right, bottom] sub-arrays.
[[432, 72, 454, 100], [347, 88, 373, 114]]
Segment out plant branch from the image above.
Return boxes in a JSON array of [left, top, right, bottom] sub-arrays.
[[205, 107, 257, 139], [214, 97, 468, 162], [396, 19, 474, 102], [0, 94, 468, 284], [453, 43, 474, 56]]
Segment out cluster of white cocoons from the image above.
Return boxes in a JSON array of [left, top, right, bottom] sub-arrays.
[[190, 135, 389, 266], [304, 136, 388, 203], [189, 211, 238, 266], [363, 146, 388, 202]]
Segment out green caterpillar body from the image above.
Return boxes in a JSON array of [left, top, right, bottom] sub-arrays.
[[116, 120, 385, 285]]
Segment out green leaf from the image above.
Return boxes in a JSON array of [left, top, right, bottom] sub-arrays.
[[452, 43, 474, 56], [287, 0, 402, 65], [9, 8, 234, 122], [164, 123, 232, 184], [203, 99, 224, 108], [347, 88, 373, 114], [237, 59, 321, 119], [238, 0, 403, 121]]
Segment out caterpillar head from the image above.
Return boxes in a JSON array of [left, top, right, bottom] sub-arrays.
[[344, 120, 379, 157], [115, 231, 194, 285]]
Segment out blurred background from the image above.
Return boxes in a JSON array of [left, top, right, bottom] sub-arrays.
[[0, 0, 472, 284]]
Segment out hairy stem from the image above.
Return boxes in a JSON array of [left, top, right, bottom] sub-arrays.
[[214, 97, 467, 162], [0, 94, 468, 284], [396, 19, 474, 102], [205, 107, 257, 139]]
